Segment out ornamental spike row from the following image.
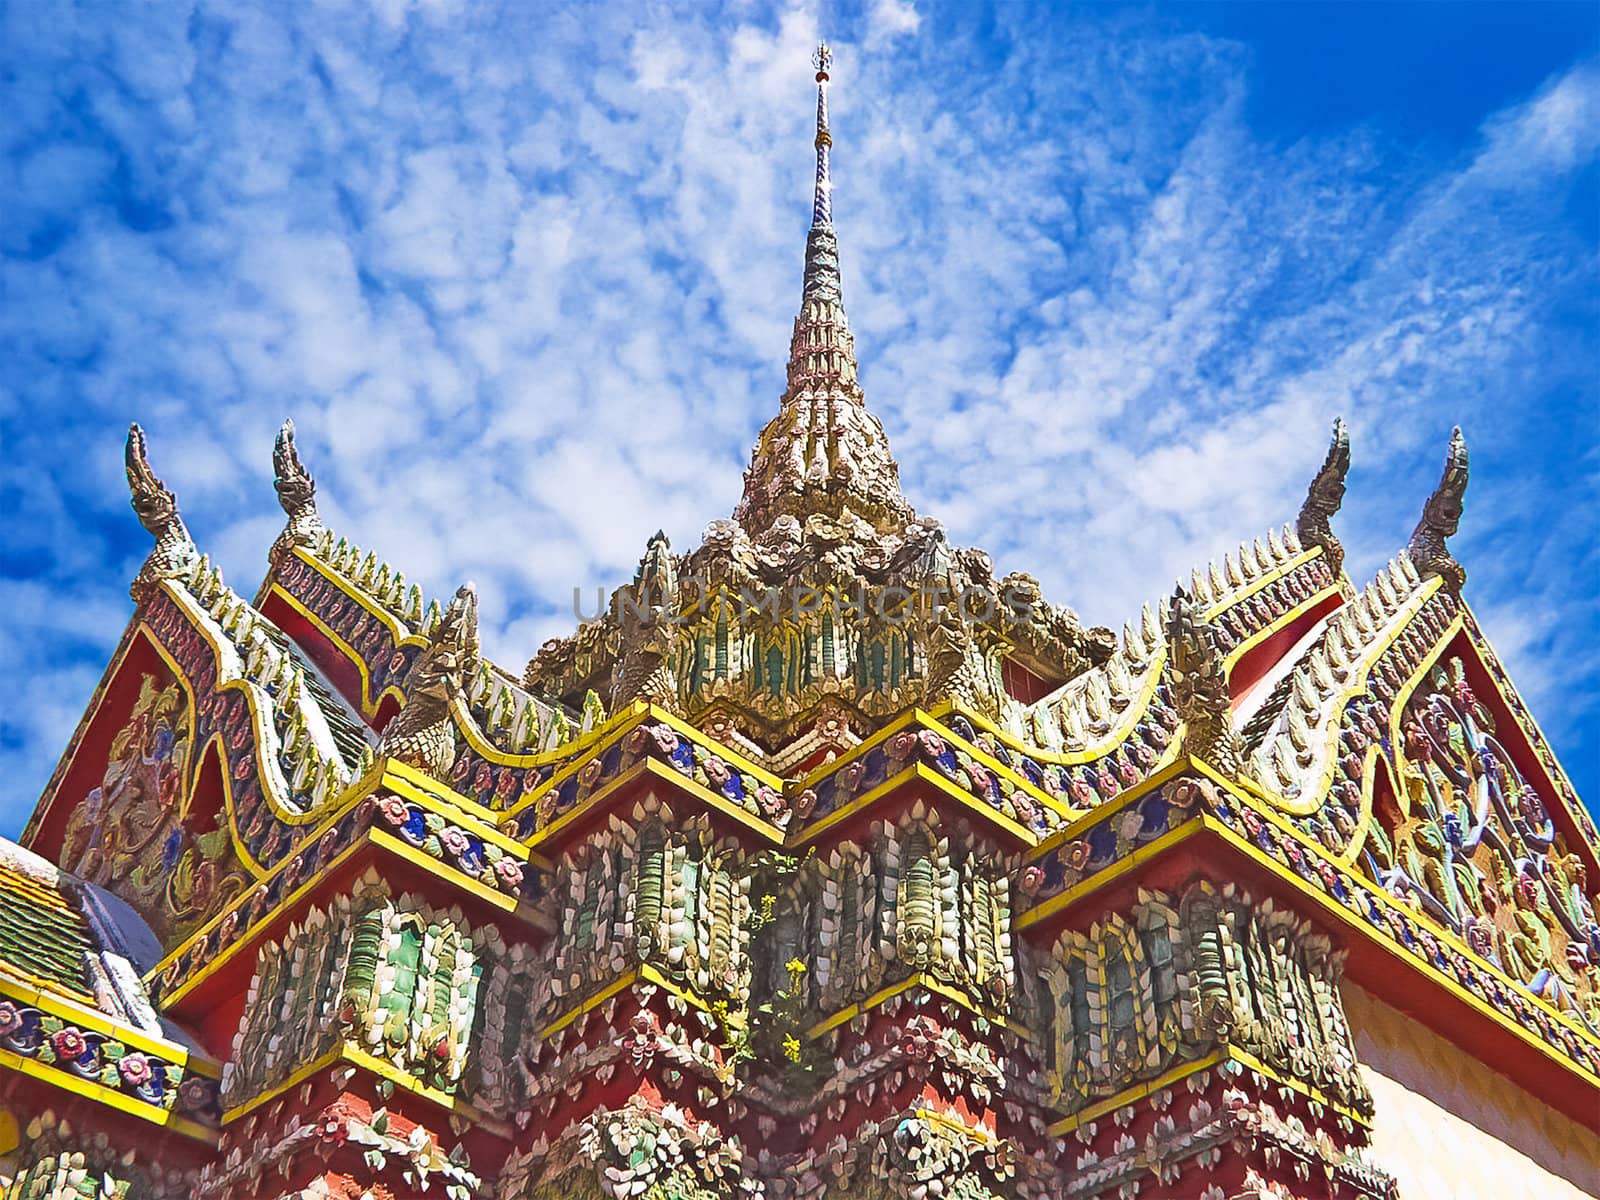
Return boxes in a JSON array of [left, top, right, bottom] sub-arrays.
[[170, 552, 362, 805], [1252, 547, 1425, 792]]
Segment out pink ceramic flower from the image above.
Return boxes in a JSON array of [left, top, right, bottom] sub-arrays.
[[51, 1027, 88, 1060], [494, 858, 524, 890], [377, 794, 410, 826], [579, 758, 604, 788], [886, 731, 917, 761], [117, 1052, 154, 1088], [963, 763, 993, 800], [439, 827, 470, 858], [1166, 778, 1200, 810]]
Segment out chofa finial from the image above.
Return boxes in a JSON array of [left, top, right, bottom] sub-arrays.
[[1297, 417, 1351, 577], [271, 418, 324, 567], [1408, 426, 1469, 593], [124, 423, 198, 602]]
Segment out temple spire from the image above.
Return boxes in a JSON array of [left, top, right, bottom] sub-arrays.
[[800, 42, 846, 307], [733, 42, 914, 538]]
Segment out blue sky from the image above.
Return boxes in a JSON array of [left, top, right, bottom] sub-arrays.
[[2, 1, 1596, 834]]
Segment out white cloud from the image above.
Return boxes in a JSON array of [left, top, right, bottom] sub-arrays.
[[865, 0, 921, 48], [1, 3, 1596, 827]]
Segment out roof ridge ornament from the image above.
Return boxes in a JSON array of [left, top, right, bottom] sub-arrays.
[[1296, 417, 1351, 578], [1408, 426, 1469, 594], [1166, 585, 1246, 779], [380, 582, 479, 780], [270, 418, 325, 568], [124, 423, 199, 603]]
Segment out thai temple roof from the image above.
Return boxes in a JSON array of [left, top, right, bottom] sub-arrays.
[[3, 40, 1597, 1200], [0, 847, 97, 998]]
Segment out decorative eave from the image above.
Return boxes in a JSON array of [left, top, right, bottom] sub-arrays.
[[1458, 602, 1599, 863], [0, 965, 222, 1143], [783, 704, 1078, 852], [494, 703, 789, 853], [147, 759, 547, 1014], [1014, 758, 1600, 1125]]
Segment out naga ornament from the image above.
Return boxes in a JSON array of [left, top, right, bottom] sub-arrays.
[[269, 417, 324, 567], [125, 423, 199, 602], [1296, 417, 1350, 577], [611, 530, 683, 711], [1408, 426, 1469, 594], [380, 582, 479, 779], [1166, 586, 1245, 777]]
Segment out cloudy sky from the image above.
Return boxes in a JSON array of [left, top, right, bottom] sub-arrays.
[[2, 0, 1596, 831]]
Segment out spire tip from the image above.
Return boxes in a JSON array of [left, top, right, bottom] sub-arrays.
[[813, 41, 832, 81]]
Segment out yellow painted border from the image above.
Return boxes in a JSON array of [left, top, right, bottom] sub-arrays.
[[526, 757, 786, 856], [22, 621, 145, 849], [1204, 547, 1323, 620], [945, 545, 1328, 773], [0, 1047, 219, 1144], [937, 647, 1170, 771], [264, 574, 410, 719], [795, 709, 927, 793], [787, 762, 1038, 850], [536, 962, 725, 1041], [1016, 816, 1208, 933], [219, 1041, 507, 1138], [1234, 579, 1445, 818], [1220, 583, 1342, 674], [1459, 600, 1600, 865], [1046, 1050, 1227, 1136], [804, 971, 1025, 1040], [0, 972, 221, 1078], [141, 624, 280, 879], [1044, 1041, 1370, 1137], [148, 767, 385, 993], [1027, 756, 1194, 863], [1010, 760, 1600, 1088], [926, 714, 1076, 821], [1194, 794, 1600, 1085]]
